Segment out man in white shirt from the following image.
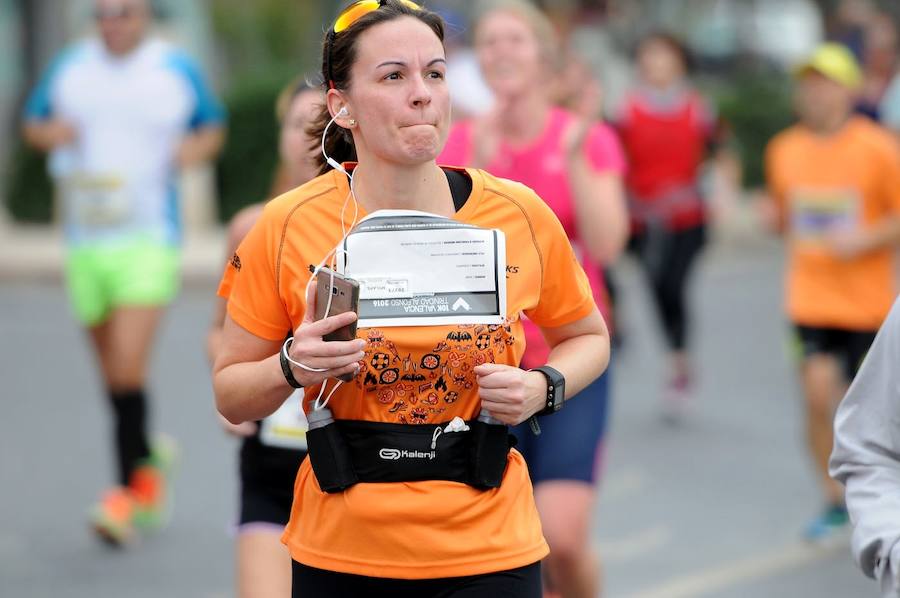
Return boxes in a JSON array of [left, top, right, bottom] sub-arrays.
[[21, 0, 225, 546]]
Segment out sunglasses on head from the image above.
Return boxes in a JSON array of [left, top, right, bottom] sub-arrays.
[[325, 0, 422, 89]]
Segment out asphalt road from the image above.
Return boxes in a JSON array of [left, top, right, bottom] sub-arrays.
[[0, 238, 878, 597]]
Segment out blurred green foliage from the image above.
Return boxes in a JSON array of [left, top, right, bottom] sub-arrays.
[[211, 0, 322, 83], [215, 73, 288, 222], [4, 77, 288, 225], [212, 0, 325, 222], [5, 144, 52, 223], [4, 1, 328, 225], [1, 2, 802, 223], [716, 70, 796, 188]]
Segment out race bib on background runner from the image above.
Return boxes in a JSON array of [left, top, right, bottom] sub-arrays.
[[260, 390, 308, 450], [341, 210, 507, 328], [789, 187, 860, 253], [64, 174, 132, 230]]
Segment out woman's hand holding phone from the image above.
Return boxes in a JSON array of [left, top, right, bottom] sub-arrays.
[[284, 280, 366, 387]]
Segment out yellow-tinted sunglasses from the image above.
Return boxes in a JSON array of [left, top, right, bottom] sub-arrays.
[[326, 0, 422, 88]]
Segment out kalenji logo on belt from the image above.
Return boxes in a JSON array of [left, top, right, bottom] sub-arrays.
[[379, 448, 436, 460], [379, 448, 401, 460]]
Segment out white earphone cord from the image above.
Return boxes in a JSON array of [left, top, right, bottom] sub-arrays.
[[286, 106, 361, 411]]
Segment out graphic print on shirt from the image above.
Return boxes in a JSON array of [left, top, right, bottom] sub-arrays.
[[357, 323, 516, 423]]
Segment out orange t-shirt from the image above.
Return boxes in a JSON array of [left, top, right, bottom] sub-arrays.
[[765, 117, 900, 330], [219, 166, 596, 579]]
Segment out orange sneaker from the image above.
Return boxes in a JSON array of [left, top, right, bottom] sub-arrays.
[[130, 435, 178, 532], [89, 487, 136, 547]]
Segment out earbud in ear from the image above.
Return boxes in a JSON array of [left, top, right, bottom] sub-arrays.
[[336, 106, 349, 117]]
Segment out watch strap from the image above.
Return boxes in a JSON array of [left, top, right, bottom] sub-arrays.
[[280, 338, 304, 389], [531, 365, 565, 416]]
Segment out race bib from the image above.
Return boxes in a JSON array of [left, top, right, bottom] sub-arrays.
[[341, 210, 507, 328], [790, 187, 860, 252], [260, 390, 308, 450], [64, 174, 132, 230]]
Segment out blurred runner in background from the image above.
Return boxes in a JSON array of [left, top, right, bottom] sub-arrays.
[[439, 2, 628, 596], [615, 31, 716, 421], [764, 42, 900, 543], [207, 78, 322, 598], [21, 0, 224, 546]]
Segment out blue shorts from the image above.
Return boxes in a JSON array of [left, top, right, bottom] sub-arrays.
[[511, 366, 611, 485]]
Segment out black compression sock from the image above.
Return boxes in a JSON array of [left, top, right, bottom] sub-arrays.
[[108, 389, 152, 486]]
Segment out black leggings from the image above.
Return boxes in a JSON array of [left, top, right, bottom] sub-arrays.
[[291, 561, 542, 598], [630, 224, 706, 350]]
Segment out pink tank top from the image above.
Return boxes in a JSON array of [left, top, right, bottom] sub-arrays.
[[439, 107, 626, 366]]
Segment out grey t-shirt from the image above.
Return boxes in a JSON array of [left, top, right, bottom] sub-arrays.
[[831, 295, 900, 597], [880, 73, 900, 132]]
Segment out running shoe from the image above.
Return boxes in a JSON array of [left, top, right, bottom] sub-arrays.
[[803, 504, 850, 545], [89, 487, 136, 547], [661, 373, 692, 424], [131, 434, 179, 532]]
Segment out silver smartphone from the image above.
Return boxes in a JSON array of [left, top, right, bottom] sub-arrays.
[[314, 268, 361, 382]]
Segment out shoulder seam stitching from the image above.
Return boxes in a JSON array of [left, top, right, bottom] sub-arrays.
[[482, 184, 544, 291], [275, 186, 337, 303]]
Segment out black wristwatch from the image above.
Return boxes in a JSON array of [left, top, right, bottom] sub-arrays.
[[532, 365, 565, 416], [280, 338, 304, 389]]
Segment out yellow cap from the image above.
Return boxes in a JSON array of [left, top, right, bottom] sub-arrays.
[[794, 42, 863, 89]]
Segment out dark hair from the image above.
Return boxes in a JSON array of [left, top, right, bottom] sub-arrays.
[[310, 0, 446, 175], [636, 30, 693, 74]]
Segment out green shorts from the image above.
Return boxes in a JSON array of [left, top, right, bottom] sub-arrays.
[[65, 240, 181, 326]]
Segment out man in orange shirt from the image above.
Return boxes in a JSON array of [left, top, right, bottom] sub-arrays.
[[765, 42, 900, 543]]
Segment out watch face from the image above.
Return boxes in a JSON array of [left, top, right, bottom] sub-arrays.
[[555, 379, 565, 408], [535, 365, 566, 415]]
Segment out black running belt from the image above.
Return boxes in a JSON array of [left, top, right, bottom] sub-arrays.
[[306, 418, 515, 493]]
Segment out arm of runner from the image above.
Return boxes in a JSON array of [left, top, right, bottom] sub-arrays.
[[761, 141, 787, 234], [213, 281, 365, 425], [827, 217, 900, 260], [22, 119, 76, 152], [177, 125, 226, 168], [21, 49, 76, 152], [828, 144, 900, 259], [469, 102, 505, 170], [566, 159, 628, 264], [563, 81, 629, 265], [206, 296, 228, 368], [475, 307, 608, 425], [168, 50, 225, 168], [830, 298, 900, 596], [208, 204, 265, 367], [207, 297, 257, 436]]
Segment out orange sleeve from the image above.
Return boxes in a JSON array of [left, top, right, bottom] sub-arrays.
[[216, 204, 293, 341], [521, 190, 596, 328], [216, 259, 236, 300], [216, 203, 267, 302]]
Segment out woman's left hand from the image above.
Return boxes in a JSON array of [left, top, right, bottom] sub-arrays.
[[474, 363, 547, 425]]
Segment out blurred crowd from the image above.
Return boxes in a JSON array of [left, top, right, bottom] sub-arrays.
[[9, 0, 900, 597]]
